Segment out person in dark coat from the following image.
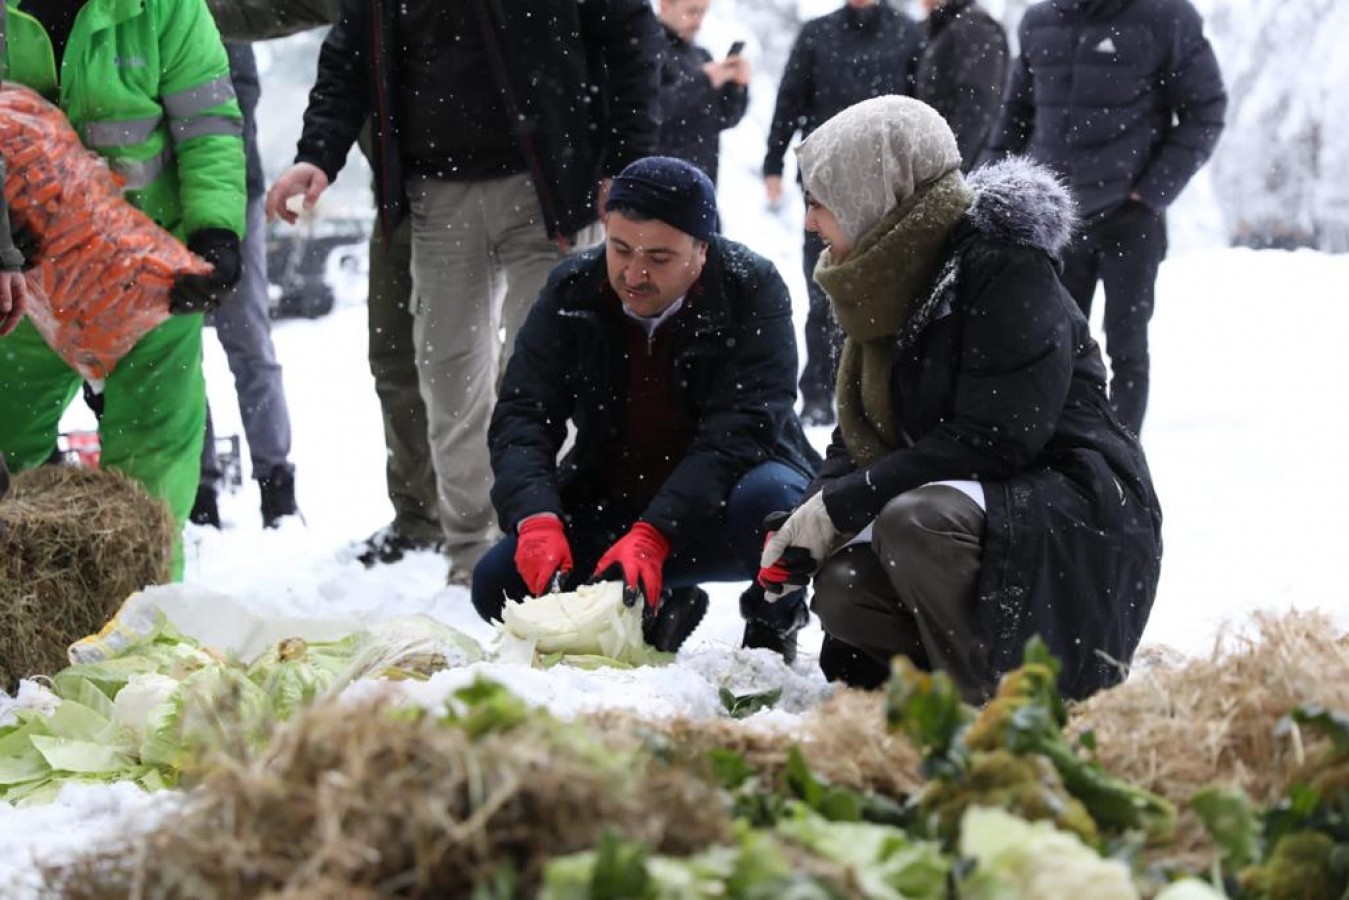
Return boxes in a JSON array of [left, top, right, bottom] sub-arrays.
[[476, 157, 821, 660], [759, 96, 1161, 702], [655, 0, 750, 185], [763, 0, 925, 428], [266, 0, 663, 584], [914, 0, 1007, 171], [982, 0, 1226, 435]]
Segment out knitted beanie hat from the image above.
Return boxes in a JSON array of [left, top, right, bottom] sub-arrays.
[[605, 156, 720, 241]]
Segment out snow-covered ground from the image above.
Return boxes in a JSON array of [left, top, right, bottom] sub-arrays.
[[6, 13, 1349, 892]]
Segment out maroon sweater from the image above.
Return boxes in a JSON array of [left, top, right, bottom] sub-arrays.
[[604, 300, 695, 505]]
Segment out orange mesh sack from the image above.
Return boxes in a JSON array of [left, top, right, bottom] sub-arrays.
[[0, 84, 211, 380]]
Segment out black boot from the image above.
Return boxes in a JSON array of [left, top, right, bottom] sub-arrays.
[[643, 586, 710, 653], [818, 635, 891, 689], [739, 583, 810, 664], [258, 465, 298, 529], [189, 484, 221, 528], [355, 525, 444, 567]]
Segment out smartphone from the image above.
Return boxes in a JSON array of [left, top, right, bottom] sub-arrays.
[[726, 40, 746, 58]]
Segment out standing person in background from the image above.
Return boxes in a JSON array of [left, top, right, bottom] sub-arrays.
[[763, 0, 924, 428], [981, 0, 1226, 435], [0, 0, 245, 580], [655, 0, 750, 185], [206, 0, 435, 563], [354, 213, 444, 566], [266, 0, 663, 586], [191, 42, 300, 530], [914, 0, 1006, 172]]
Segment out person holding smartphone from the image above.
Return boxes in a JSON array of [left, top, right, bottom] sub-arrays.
[[654, 0, 750, 185]]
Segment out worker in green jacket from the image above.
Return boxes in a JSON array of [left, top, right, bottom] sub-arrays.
[[0, 0, 246, 580]]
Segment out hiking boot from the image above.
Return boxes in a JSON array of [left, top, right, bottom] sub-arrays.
[[355, 525, 444, 567], [739, 582, 810, 664], [189, 484, 221, 529], [799, 398, 835, 428], [258, 465, 298, 529], [643, 586, 710, 653]]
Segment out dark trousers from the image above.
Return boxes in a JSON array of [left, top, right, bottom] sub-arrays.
[[1059, 201, 1168, 435], [471, 461, 811, 623], [366, 219, 441, 543], [811, 485, 992, 702], [799, 227, 842, 408]]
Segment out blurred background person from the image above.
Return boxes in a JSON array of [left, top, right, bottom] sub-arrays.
[[763, 0, 924, 427], [655, 0, 750, 185]]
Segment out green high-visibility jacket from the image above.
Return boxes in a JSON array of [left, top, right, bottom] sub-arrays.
[[2, 0, 245, 240]]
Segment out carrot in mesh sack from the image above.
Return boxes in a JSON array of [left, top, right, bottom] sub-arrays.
[[0, 84, 211, 381]]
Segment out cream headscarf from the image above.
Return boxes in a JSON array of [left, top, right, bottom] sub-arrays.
[[796, 95, 963, 248]]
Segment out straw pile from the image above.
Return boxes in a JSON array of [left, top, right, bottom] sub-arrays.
[[49, 694, 732, 899], [46, 611, 1349, 895], [0, 465, 174, 690]]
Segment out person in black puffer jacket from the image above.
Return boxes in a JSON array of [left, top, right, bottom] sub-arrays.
[[760, 96, 1162, 703], [982, 0, 1226, 436]]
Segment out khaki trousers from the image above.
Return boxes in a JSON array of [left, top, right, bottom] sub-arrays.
[[405, 173, 578, 556], [811, 484, 993, 702]]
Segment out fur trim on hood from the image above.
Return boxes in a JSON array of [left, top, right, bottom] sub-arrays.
[[965, 157, 1077, 258]]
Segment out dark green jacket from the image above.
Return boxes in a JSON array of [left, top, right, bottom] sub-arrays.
[[206, 0, 337, 41]]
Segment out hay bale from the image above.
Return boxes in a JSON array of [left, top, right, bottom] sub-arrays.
[[0, 465, 174, 690], [49, 693, 733, 898]]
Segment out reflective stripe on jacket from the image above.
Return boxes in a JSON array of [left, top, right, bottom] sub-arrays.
[[3, 0, 245, 239]]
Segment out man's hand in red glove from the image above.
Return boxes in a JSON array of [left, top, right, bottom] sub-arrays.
[[514, 514, 573, 596], [593, 521, 670, 609]]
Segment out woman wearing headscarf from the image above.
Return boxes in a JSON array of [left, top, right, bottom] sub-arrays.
[[757, 95, 1161, 702]]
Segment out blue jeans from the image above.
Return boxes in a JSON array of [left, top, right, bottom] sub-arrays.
[[471, 460, 810, 622]]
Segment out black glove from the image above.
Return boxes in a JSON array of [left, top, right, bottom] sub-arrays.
[[170, 228, 242, 314], [7, 216, 39, 270]]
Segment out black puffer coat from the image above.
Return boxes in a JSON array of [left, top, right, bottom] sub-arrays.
[[914, 0, 1008, 171], [294, 0, 662, 240], [982, 0, 1225, 218], [815, 158, 1162, 699], [763, 3, 924, 178], [490, 238, 819, 545]]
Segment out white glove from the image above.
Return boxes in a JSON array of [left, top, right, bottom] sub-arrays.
[[759, 492, 840, 598]]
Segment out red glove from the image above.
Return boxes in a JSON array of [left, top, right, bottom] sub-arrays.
[[514, 515, 573, 596], [593, 521, 670, 609]]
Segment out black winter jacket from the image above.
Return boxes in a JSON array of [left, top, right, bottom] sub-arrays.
[[815, 158, 1161, 699], [763, 3, 924, 178], [294, 0, 663, 240], [915, 0, 1008, 171], [982, 0, 1226, 218], [490, 238, 820, 544], [656, 26, 748, 185]]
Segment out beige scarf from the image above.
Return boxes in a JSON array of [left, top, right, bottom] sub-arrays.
[[815, 172, 974, 467]]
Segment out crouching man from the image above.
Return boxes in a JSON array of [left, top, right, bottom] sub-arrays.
[[473, 157, 820, 659]]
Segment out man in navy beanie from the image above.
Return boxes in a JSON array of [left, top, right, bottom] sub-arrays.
[[474, 156, 820, 660]]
